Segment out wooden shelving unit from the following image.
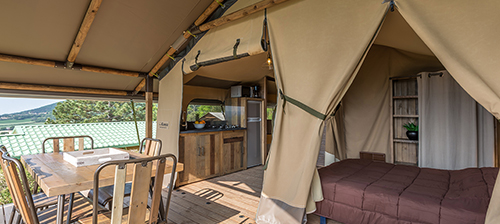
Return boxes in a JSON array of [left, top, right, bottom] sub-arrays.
[[393, 95, 418, 99], [393, 115, 419, 118], [390, 77, 419, 166]]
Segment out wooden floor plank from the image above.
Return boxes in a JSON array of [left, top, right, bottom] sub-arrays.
[[169, 200, 219, 224], [164, 167, 263, 224], [178, 184, 258, 219], [181, 180, 260, 208], [166, 208, 199, 224], [169, 190, 252, 223], [163, 166, 341, 224], [169, 196, 238, 224]]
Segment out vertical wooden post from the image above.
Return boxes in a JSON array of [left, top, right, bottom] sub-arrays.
[[145, 76, 154, 138]]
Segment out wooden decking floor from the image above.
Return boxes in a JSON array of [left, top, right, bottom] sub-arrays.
[[164, 166, 341, 224], [0, 166, 339, 223]]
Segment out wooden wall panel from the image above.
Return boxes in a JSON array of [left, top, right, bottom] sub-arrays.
[[394, 142, 418, 165], [393, 78, 418, 96], [393, 99, 418, 115], [221, 130, 246, 174]]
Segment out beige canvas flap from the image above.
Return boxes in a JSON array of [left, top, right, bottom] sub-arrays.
[[256, 0, 388, 223], [183, 0, 266, 74], [396, 0, 500, 119]]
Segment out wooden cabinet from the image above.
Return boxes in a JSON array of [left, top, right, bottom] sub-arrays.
[[390, 77, 419, 166], [222, 130, 246, 174], [178, 132, 220, 185], [178, 130, 246, 186]]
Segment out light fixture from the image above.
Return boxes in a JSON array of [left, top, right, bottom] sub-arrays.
[[267, 53, 273, 70]]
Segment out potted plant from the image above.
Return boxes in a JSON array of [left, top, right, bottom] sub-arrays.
[[403, 121, 418, 140]]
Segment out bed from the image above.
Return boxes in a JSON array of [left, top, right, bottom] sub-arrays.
[[315, 159, 498, 224]]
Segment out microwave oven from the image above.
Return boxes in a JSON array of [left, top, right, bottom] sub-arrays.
[[231, 85, 252, 98]]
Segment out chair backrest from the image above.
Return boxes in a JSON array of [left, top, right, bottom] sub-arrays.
[[0, 146, 39, 224], [139, 138, 162, 156], [42, 135, 94, 153], [92, 153, 177, 224]]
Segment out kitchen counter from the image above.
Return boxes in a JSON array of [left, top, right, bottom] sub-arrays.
[[180, 127, 247, 135], [178, 127, 247, 185]]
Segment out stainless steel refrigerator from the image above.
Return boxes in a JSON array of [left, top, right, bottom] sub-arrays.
[[247, 100, 262, 167]]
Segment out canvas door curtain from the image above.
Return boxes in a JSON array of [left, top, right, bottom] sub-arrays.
[[256, 0, 388, 223], [419, 70, 495, 170]]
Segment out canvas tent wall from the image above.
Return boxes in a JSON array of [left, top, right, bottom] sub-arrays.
[[338, 46, 495, 169], [156, 0, 500, 223]]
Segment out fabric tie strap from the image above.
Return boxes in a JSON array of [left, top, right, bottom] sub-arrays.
[[166, 53, 175, 61], [233, 39, 241, 59], [215, 0, 225, 8], [264, 90, 336, 170], [279, 89, 328, 120], [185, 30, 197, 38]]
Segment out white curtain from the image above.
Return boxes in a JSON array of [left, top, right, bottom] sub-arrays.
[[418, 71, 494, 170]]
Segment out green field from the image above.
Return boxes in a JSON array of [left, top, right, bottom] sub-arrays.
[[0, 119, 45, 130]]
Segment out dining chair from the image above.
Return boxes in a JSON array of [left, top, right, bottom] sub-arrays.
[[41, 135, 94, 154], [39, 135, 94, 224], [88, 138, 163, 210], [0, 145, 93, 224], [78, 153, 177, 224]]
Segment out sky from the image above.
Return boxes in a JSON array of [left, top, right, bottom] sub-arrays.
[[0, 97, 63, 115]]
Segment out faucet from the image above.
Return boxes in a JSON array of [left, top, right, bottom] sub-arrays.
[[182, 111, 188, 130]]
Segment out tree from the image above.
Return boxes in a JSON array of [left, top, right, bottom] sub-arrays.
[[186, 105, 222, 121], [45, 100, 158, 124]]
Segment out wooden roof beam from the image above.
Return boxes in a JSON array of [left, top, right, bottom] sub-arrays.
[[0, 53, 143, 77], [0, 81, 158, 97], [198, 0, 291, 32], [132, 0, 226, 95], [66, 0, 103, 68], [0, 82, 127, 96]]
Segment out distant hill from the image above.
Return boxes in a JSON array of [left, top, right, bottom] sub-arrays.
[[0, 102, 58, 130]]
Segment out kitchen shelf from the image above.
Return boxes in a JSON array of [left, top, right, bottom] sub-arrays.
[[393, 95, 418, 99], [394, 139, 418, 144]]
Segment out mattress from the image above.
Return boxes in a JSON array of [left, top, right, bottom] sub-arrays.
[[315, 159, 498, 224]]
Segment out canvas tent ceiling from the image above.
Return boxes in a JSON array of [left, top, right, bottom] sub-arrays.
[[175, 0, 432, 90], [0, 0, 213, 99], [183, 52, 274, 87]]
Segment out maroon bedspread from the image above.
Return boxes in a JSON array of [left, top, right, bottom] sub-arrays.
[[315, 159, 498, 224]]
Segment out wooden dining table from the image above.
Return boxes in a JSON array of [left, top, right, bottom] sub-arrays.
[[21, 149, 183, 224]]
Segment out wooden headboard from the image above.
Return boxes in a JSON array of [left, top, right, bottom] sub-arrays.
[[360, 152, 386, 162]]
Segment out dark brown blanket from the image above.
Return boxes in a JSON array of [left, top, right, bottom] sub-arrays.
[[315, 159, 498, 224]]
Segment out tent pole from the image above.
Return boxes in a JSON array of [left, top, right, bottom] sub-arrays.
[[145, 76, 154, 138], [130, 100, 142, 146]]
